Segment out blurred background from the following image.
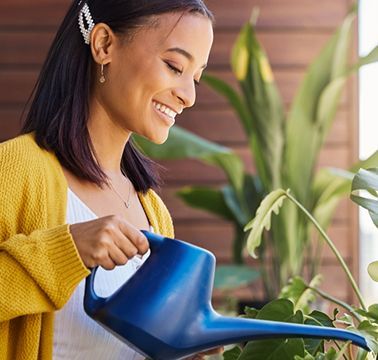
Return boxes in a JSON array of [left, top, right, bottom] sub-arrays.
[[0, 0, 376, 307]]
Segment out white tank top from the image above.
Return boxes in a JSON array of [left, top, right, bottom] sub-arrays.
[[53, 188, 150, 360]]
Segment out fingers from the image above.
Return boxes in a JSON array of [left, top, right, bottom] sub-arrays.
[[108, 241, 130, 265], [117, 218, 149, 255], [70, 215, 150, 269]]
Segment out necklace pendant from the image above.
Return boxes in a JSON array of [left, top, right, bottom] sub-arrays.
[[124, 201, 130, 209]]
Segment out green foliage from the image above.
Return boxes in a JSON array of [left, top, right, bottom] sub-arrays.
[[223, 346, 242, 360], [221, 278, 378, 359], [351, 168, 378, 227], [244, 189, 287, 258], [279, 275, 323, 314], [351, 168, 378, 281], [217, 175, 378, 359]]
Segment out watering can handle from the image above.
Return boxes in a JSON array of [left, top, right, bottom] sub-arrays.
[[84, 230, 166, 312], [140, 230, 166, 252]]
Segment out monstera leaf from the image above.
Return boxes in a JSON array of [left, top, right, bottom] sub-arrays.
[[244, 189, 287, 258]]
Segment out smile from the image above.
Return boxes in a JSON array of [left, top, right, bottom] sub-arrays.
[[152, 101, 178, 120]]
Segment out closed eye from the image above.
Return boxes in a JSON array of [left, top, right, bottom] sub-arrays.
[[165, 62, 182, 75], [165, 61, 200, 87]]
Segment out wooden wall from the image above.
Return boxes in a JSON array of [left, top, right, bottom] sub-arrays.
[[0, 0, 358, 303]]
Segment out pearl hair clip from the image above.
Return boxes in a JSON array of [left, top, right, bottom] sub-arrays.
[[78, 2, 95, 45]]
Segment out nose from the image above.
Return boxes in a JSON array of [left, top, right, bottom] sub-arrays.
[[172, 78, 196, 109]]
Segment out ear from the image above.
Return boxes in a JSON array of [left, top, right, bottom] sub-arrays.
[[90, 23, 116, 65]]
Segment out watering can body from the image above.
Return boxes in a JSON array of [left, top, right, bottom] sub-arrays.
[[84, 231, 369, 360]]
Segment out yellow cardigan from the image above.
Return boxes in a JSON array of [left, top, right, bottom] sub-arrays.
[[0, 133, 174, 360]]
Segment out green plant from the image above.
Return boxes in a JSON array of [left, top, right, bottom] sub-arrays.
[[219, 184, 378, 359], [351, 168, 378, 281], [134, 5, 378, 297]]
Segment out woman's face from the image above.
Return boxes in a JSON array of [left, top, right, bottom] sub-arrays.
[[94, 12, 214, 144]]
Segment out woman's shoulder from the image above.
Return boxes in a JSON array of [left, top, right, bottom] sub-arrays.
[[0, 133, 61, 184], [0, 132, 56, 168], [1, 132, 42, 162]]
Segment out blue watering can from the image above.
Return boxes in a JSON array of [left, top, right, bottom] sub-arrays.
[[84, 231, 369, 359]]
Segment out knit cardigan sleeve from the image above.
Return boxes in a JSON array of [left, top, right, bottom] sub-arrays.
[[0, 135, 90, 322]]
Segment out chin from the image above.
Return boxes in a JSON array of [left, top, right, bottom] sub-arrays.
[[143, 129, 170, 145], [152, 134, 169, 145]]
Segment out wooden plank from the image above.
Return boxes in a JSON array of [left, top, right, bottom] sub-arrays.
[[158, 146, 351, 184], [197, 69, 347, 107], [174, 222, 351, 262], [0, 31, 53, 66], [177, 108, 349, 146], [206, 0, 347, 29], [212, 260, 352, 303], [0, 29, 331, 68], [0, 0, 70, 28], [209, 30, 332, 68], [0, 70, 38, 105], [0, 66, 348, 107], [0, 104, 351, 148], [318, 263, 350, 302], [160, 186, 351, 223], [0, 0, 347, 30], [0, 109, 24, 140]]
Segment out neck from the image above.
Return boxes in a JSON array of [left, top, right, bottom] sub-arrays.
[[87, 97, 132, 173]]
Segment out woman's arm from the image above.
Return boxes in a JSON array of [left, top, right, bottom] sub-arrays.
[[0, 225, 90, 322]]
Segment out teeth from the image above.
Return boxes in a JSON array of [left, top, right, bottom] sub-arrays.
[[153, 101, 177, 119]]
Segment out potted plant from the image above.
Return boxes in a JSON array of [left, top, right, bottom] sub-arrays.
[[217, 167, 378, 359], [134, 4, 378, 299]]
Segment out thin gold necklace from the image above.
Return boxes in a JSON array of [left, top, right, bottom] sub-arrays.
[[108, 174, 132, 209]]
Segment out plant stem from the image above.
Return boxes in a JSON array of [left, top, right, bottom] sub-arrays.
[[308, 285, 363, 323], [285, 191, 367, 311]]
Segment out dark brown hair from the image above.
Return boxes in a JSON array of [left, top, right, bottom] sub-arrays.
[[21, 0, 214, 193]]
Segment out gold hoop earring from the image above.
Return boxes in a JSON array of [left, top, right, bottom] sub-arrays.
[[99, 63, 106, 83]]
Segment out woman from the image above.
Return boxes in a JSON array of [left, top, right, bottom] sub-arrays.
[[0, 0, 218, 358]]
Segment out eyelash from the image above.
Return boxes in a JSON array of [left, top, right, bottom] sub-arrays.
[[165, 62, 200, 87]]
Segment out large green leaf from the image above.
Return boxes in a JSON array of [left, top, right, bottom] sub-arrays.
[[222, 346, 242, 360], [304, 310, 335, 356], [312, 151, 378, 229], [316, 43, 378, 152], [351, 44, 378, 70], [244, 189, 287, 258], [231, 22, 285, 191], [279, 275, 323, 314], [177, 186, 236, 222], [355, 320, 378, 354], [221, 185, 249, 226], [351, 168, 378, 281], [238, 300, 305, 360], [284, 8, 356, 203], [133, 126, 245, 194], [351, 168, 378, 227]]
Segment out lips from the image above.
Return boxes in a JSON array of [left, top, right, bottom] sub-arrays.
[[152, 100, 182, 119], [152, 101, 176, 126]]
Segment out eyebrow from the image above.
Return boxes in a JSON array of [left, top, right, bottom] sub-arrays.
[[165, 47, 207, 69]]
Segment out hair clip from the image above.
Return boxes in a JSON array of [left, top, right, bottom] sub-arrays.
[[78, 3, 95, 45]]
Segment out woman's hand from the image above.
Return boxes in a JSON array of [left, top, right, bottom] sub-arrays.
[[69, 215, 149, 270], [185, 347, 224, 360]]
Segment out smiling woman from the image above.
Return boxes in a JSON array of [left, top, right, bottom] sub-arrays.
[[0, 1, 215, 359]]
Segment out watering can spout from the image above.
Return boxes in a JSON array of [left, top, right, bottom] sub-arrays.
[[201, 314, 370, 351]]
